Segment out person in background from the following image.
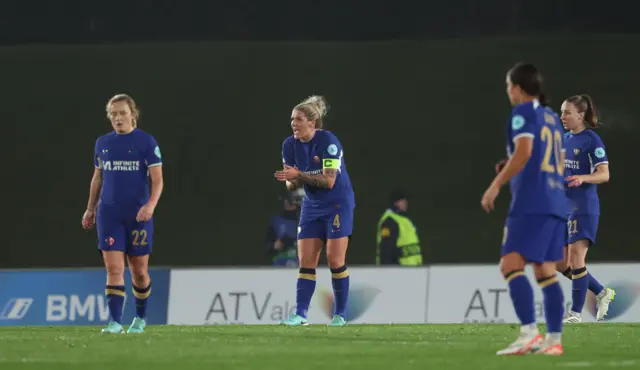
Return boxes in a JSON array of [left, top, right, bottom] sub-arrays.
[[265, 189, 304, 267], [557, 94, 614, 323], [376, 190, 423, 266]]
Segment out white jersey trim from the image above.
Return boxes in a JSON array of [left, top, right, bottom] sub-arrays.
[[513, 133, 535, 142]]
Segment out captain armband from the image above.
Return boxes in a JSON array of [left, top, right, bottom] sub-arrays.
[[323, 158, 340, 170]]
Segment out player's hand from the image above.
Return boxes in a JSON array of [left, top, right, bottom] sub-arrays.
[[82, 209, 96, 230], [274, 240, 284, 250], [495, 158, 508, 174], [566, 175, 584, 187], [481, 184, 500, 213], [274, 165, 300, 182], [136, 203, 155, 222]]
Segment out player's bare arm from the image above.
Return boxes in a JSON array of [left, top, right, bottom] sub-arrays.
[[492, 137, 533, 188], [296, 168, 336, 189], [87, 168, 103, 210], [495, 158, 508, 174], [482, 137, 532, 213], [82, 168, 103, 229], [137, 166, 163, 222], [147, 166, 164, 207], [275, 165, 336, 189], [567, 163, 609, 187]]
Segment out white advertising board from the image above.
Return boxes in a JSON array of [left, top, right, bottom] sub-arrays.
[[168, 267, 428, 325], [426, 263, 640, 323]]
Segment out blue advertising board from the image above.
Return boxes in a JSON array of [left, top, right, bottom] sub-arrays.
[[0, 268, 170, 326]]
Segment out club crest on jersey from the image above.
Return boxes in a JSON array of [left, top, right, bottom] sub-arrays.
[[594, 147, 606, 158], [313, 155, 320, 163], [327, 144, 338, 156], [511, 115, 525, 130], [574, 148, 580, 155]]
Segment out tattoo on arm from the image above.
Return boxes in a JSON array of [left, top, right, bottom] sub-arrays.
[[296, 169, 337, 188]]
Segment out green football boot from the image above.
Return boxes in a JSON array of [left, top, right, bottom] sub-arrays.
[[327, 315, 346, 327], [280, 314, 309, 326], [127, 317, 147, 333], [101, 321, 125, 334]]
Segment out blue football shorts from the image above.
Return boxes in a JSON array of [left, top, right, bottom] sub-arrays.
[[502, 215, 565, 264]]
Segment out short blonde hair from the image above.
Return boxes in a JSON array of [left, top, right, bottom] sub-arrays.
[[106, 94, 140, 127], [294, 95, 329, 129]]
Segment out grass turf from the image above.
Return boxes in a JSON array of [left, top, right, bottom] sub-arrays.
[[0, 324, 638, 370]]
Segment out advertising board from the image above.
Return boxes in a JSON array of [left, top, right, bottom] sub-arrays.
[[0, 268, 170, 326], [167, 267, 428, 325]]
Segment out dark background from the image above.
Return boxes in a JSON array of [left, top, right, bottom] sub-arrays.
[[2, 0, 638, 267]]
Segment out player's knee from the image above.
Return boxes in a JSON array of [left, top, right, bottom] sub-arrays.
[[532, 262, 557, 280], [130, 269, 148, 282], [568, 244, 587, 268], [298, 259, 317, 269], [558, 265, 572, 279], [129, 262, 149, 281], [105, 267, 125, 286], [326, 254, 345, 269], [499, 264, 510, 276], [127, 254, 149, 275], [555, 260, 568, 273], [499, 253, 525, 275], [325, 247, 346, 269], [569, 255, 585, 269], [105, 264, 125, 277], [106, 272, 124, 284], [298, 253, 318, 268]]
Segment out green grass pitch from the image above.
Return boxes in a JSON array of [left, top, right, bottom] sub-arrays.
[[0, 324, 638, 369]]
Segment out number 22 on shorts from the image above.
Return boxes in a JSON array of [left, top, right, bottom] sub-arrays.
[[132, 229, 148, 246]]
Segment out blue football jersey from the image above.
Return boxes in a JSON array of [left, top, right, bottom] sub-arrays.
[[564, 130, 608, 215], [506, 100, 567, 219], [94, 129, 162, 207], [282, 130, 355, 212]]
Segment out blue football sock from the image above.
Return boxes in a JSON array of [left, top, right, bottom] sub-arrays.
[[295, 268, 316, 318], [505, 270, 535, 326], [105, 285, 125, 324], [564, 267, 603, 295], [588, 272, 604, 296], [132, 282, 151, 319], [331, 265, 350, 318], [539, 275, 564, 334], [571, 267, 588, 313]]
